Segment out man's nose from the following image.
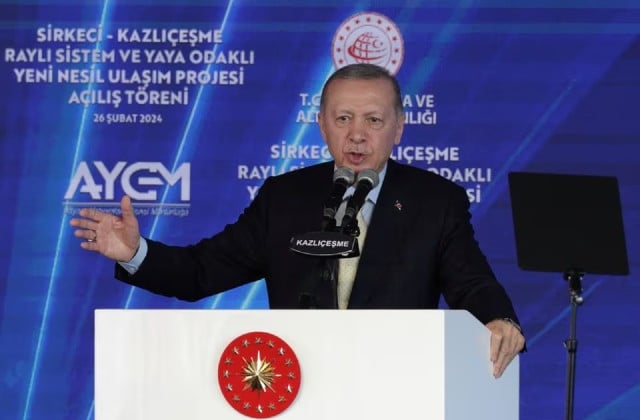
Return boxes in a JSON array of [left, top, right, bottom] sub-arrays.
[[348, 119, 367, 143]]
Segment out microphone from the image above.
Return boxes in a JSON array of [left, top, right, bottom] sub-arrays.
[[289, 166, 361, 258], [341, 169, 379, 235], [321, 167, 355, 231]]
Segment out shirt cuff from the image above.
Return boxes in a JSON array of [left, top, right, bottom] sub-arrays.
[[117, 237, 148, 275]]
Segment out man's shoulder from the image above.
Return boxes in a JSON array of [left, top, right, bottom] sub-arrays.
[[266, 161, 332, 182], [388, 159, 464, 194], [260, 161, 334, 193]]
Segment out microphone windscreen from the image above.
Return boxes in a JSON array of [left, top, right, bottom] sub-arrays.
[[334, 166, 355, 184], [356, 168, 379, 188]]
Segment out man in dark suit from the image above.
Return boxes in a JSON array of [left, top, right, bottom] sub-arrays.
[[71, 63, 525, 377]]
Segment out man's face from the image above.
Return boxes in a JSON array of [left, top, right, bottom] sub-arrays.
[[318, 77, 404, 173]]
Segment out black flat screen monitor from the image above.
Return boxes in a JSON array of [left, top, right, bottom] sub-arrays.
[[508, 171, 629, 275]]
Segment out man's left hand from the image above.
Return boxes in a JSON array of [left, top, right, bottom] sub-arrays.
[[486, 319, 525, 378]]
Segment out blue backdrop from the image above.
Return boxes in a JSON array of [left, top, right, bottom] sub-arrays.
[[1, 1, 638, 419]]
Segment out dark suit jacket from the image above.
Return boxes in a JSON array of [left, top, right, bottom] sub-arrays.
[[116, 159, 519, 325]]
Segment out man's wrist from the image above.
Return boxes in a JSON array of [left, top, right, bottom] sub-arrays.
[[500, 317, 522, 333], [118, 237, 148, 275], [122, 239, 141, 263]]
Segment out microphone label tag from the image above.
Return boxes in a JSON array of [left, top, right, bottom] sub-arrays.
[[289, 231, 359, 257]]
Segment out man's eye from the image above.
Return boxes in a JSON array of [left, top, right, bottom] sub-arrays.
[[336, 116, 349, 125]]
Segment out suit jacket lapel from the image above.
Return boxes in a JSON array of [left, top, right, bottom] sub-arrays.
[[348, 160, 412, 307]]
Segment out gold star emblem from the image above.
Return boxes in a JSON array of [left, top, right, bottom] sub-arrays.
[[241, 351, 280, 392]]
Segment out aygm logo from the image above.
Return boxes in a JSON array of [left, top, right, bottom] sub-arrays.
[[332, 11, 405, 75], [64, 161, 191, 201]]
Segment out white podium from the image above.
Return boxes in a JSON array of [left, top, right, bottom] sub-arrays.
[[95, 309, 518, 419]]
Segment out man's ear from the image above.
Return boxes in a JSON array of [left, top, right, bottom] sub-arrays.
[[394, 117, 404, 145], [318, 112, 328, 143]]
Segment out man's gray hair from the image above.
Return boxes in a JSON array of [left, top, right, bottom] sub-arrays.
[[320, 64, 403, 115]]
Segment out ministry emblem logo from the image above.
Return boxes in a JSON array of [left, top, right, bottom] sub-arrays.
[[331, 11, 405, 75]]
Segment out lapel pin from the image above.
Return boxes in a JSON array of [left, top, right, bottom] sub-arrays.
[[394, 200, 403, 211]]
